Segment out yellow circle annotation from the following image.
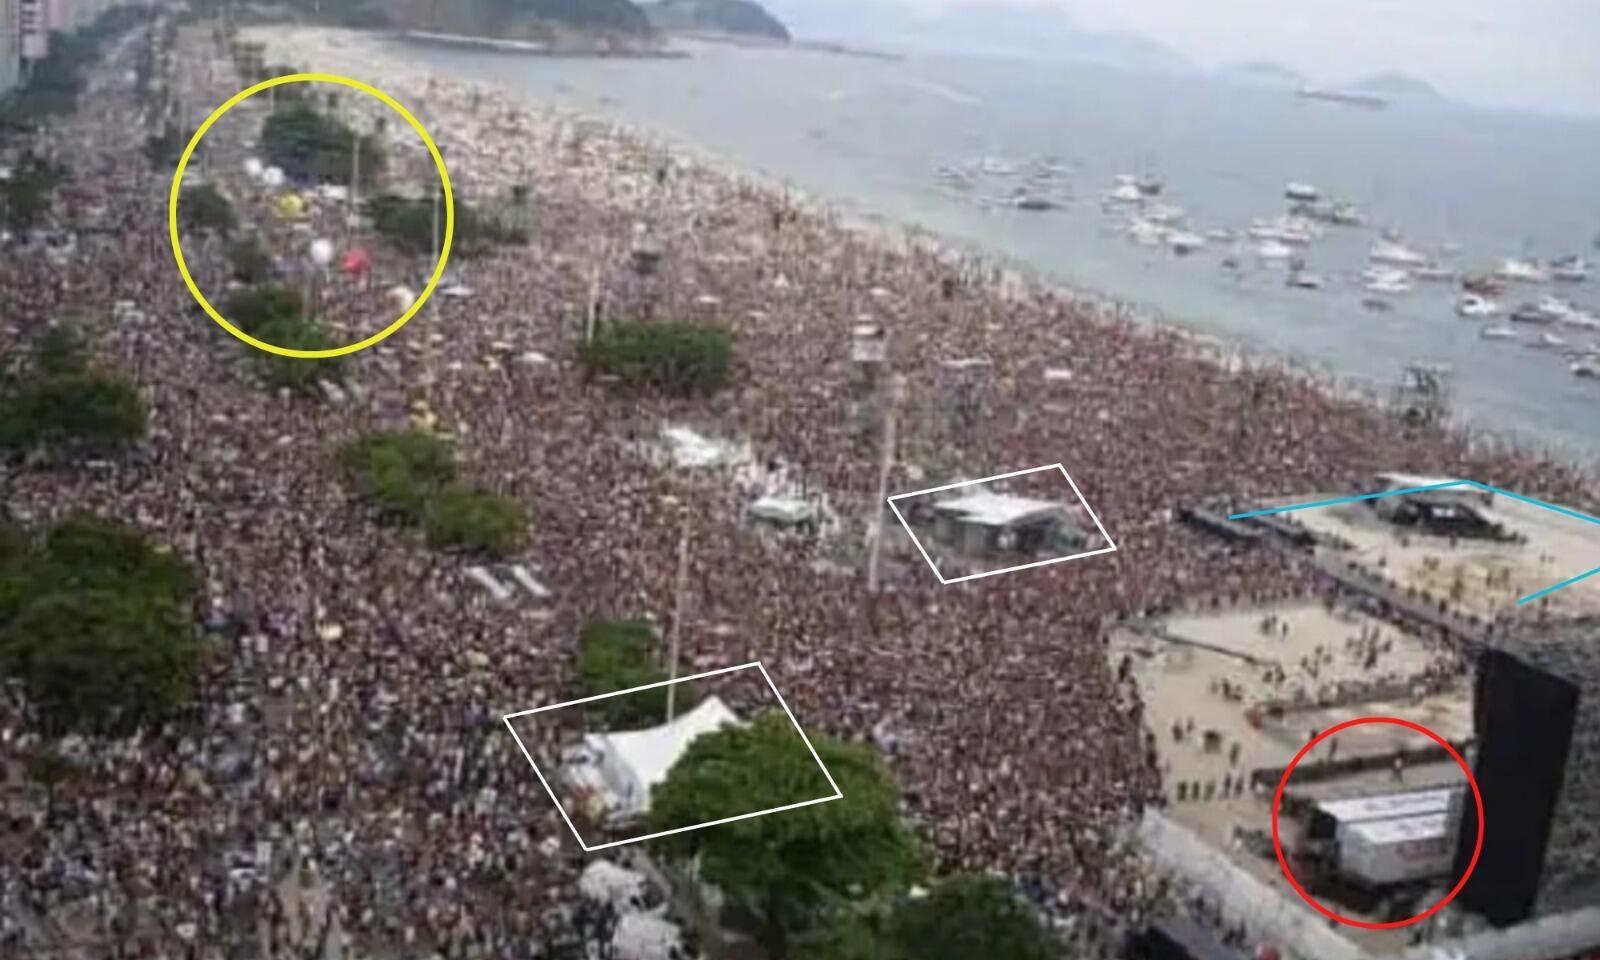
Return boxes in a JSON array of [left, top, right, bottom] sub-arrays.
[[168, 72, 454, 360]]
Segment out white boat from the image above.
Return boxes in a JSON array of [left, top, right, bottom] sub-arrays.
[[1551, 256, 1591, 282], [1285, 181, 1320, 202], [1479, 324, 1519, 340], [1510, 301, 1559, 324], [1256, 239, 1295, 260], [1205, 228, 1237, 243], [1538, 295, 1580, 322], [1528, 332, 1568, 349], [1572, 359, 1600, 378], [1135, 173, 1164, 196], [1370, 239, 1429, 267], [1248, 216, 1318, 245], [1362, 265, 1412, 284], [979, 156, 1017, 176], [1496, 258, 1550, 283], [1142, 203, 1186, 225], [1366, 273, 1413, 295], [1129, 219, 1168, 246], [1103, 182, 1144, 205], [1413, 261, 1456, 281], [1456, 294, 1500, 318], [1167, 230, 1206, 254]]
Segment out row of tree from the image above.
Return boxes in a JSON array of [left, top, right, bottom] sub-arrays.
[[339, 429, 529, 557], [224, 283, 344, 391], [0, 327, 146, 458]]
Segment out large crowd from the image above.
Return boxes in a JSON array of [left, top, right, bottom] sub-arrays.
[[1, 15, 1595, 960]]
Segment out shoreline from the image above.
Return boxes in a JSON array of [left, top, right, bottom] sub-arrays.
[[259, 23, 1594, 476], [396, 28, 690, 59]]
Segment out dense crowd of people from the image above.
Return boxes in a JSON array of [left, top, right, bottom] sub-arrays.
[[2, 15, 1595, 960]]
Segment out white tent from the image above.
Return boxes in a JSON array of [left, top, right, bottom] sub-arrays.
[[612, 912, 684, 960], [584, 696, 741, 819], [933, 492, 1063, 528], [579, 859, 647, 910]]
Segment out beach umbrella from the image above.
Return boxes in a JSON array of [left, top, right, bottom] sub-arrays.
[[387, 285, 416, 310], [341, 247, 371, 276], [261, 165, 285, 188], [243, 157, 263, 179]]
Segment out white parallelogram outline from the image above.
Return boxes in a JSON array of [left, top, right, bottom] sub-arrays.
[[886, 462, 1118, 585], [502, 661, 842, 852]]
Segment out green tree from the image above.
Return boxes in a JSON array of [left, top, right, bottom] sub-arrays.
[[225, 284, 303, 336], [0, 516, 202, 734], [0, 153, 68, 233], [251, 316, 344, 393], [228, 235, 276, 284], [364, 192, 519, 258], [260, 102, 383, 186], [1, 373, 146, 455], [422, 485, 529, 557], [179, 182, 236, 235], [580, 321, 733, 395], [808, 875, 1059, 960], [576, 619, 698, 729], [339, 429, 457, 517], [647, 715, 924, 958]]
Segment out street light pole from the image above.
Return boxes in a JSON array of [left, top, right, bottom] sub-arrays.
[[866, 374, 903, 594]]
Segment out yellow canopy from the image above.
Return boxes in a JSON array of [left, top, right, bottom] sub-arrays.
[[274, 192, 308, 219]]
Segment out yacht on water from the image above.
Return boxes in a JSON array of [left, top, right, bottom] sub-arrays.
[[1128, 219, 1168, 247], [1496, 258, 1550, 283], [1369, 239, 1429, 267], [1574, 359, 1600, 379], [1287, 267, 1324, 289], [1510, 301, 1561, 324], [1167, 230, 1206, 255], [1479, 324, 1519, 340], [1103, 176, 1145, 206], [1528, 331, 1569, 350], [1013, 195, 1056, 211], [1413, 261, 1456, 281], [1256, 239, 1295, 261], [1456, 293, 1500, 318], [1461, 272, 1505, 296], [1285, 182, 1320, 202], [1248, 216, 1318, 245], [979, 156, 1017, 176], [1365, 270, 1414, 295], [1551, 256, 1591, 282], [1135, 173, 1164, 196], [1142, 203, 1186, 225]]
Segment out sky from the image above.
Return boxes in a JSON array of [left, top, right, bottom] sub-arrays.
[[769, 0, 1600, 117]]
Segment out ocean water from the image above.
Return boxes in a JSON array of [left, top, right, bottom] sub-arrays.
[[400, 40, 1600, 459]]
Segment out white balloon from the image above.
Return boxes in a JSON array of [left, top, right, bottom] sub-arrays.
[[309, 238, 335, 266], [243, 157, 263, 178]]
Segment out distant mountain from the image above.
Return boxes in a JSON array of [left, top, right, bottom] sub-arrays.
[[1218, 60, 1306, 87], [1349, 71, 1445, 102], [390, 0, 653, 36], [641, 0, 790, 41], [761, 0, 1192, 72]]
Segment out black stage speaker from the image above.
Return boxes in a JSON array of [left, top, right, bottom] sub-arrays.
[[1453, 647, 1581, 926]]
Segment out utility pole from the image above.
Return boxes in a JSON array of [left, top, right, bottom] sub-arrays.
[[665, 510, 692, 723], [866, 374, 903, 594], [348, 126, 360, 233]]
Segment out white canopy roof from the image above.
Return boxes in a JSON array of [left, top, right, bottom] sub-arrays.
[[579, 859, 646, 907], [749, 495, 815, 526], [933, 492, 1065, 528], [585, 696, 741, 817], [612, 912, 682, 960]]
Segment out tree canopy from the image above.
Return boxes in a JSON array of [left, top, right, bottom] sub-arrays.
[[222, 284, 341, 391], [179, 182, 237, 235], [0, 516, 202, 734], [364, 193, 525, 258], [0, 326, 146, 457], [580, 321, 733, 395], [260, 101, 384, 186], [422, 485, 530, 556], [805, 875, 1060, 960], [646, 714, 923, 958], [575, 619, 698, 729]]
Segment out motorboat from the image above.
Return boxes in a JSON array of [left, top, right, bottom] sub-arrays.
[[1361, 296, 1394, 312], [1528, 332, 1568, 349], [1014, 196, 1056, 211], [1103, 180, 1145, 205], [1456, 293, 1500, 317], [1510, 301, 1560, 324], [1462, 273, 1505, 296], [1248, 216, 1318, 245], [1285, 181, 1320, 202], [1287, 268, 1324, 289], [1142, 203, 1186, 225], [1293, 199, 1364, 226], [1370, 239, 1429, 267], [1537, 295, 1580, 322], [1496, 258, 1549, 283], [1205, 228, 1237, 243], [1479, 324, 1518, 340], [1365, 271, 1413, 295], [1413, 261, 1456, 281], [1572, 359, 1600, 378], [1129, 219, 1169, 246], [1551, 256, 1591, 282], [1135, 173, 1164, 196], [1256, 239, 1295, 260], [1167, 230, 1206, 255], [979, 156, 1017, 176]]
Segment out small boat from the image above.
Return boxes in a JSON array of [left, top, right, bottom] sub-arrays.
[[1205, 228, 1237, 243], [1129, 219, 1168, 246], [1285, 181, 1320, 202], [1538, 295, 1580, 322], [1510, 301, 1559, 324], [1370, 239, 1429, 267], [1462, 272, 1505, 296], [1365, 273, 1413, 295], [1248, 215, 1318, 245], [1456, 294, 1500, 318], [1496, 258, 1550, 283], [979, 156, 1017, 176], [1167, 230, 1206, 254], [1256, 239, 1295, 260], [1528, 332, 1568, 349], [1014, 196, 1056, 211], [1361, 296, 1394, 312], [1103, 182, 1144, 205], [1551, 256, 1591, 282], [1287, 268, 1324, 289], [1135, 173, 1163, 196], [1142, 203, 1186, 225], [1572, 359, 1600, 378], [1413, 261, 1456, 281], [1479, 324, 1518, 340]]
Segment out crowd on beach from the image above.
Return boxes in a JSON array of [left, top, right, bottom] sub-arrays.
[[2, 15, 1596, 960]]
